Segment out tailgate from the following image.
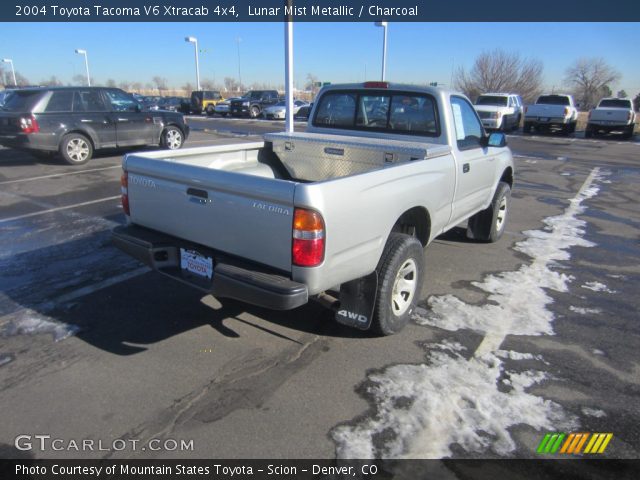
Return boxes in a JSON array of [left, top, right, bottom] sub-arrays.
[[124, 155, 296, 273], [591, 109, 630, 123], [0, 112, 22, 137]]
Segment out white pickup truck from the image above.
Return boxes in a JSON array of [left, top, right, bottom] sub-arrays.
[[585, 98, 636, 139], [112, 83, 514, 335], [523, 94, 578, 135]]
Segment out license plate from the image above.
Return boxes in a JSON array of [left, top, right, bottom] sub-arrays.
[[539, 117, 549, 122], [180, 248, 213, 279]]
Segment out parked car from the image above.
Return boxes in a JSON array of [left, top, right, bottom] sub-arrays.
[[474, 93, 523, 131], [0, 86, 189, 165], [213, 97, 239, 116], [189, 90, 224, 115], [586, 98, 636, 139], [263, 99, 309, 120], [112, 82, 514, 335], [230, 90, 280, 118], [294, 102, 313, 120], [156, 96, 187, 112], [523, 94, 578, 135]]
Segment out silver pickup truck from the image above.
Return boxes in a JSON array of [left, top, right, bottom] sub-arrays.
[[586, 98, 636, 139], [112, 83, 514, 335]]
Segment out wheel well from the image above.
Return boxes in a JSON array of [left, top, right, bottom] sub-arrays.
[[500, 167, 513, 189], [61, 130, 95, 149], [163, 123, 184, 135], [391, 207, 431, 247]]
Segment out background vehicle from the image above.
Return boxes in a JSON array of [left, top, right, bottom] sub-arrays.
[[474, 93, 523, 131], [190, 90, 224, 115], [230, 90, 279, 118], [294, 102, 313, 120], [213, 97, 240, 116], [263, 99, 309, 120], [156, 96, 188, 112], [523, 94, 578, 135], [0, 87, 189, 165], [113, 83, 514, 336], [586, 98, 636, 139]]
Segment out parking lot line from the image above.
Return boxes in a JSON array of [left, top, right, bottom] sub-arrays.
[[0, 165, 121, 185], [0, 195, 121, 224]]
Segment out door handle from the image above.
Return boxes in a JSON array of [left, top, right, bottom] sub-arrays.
[[187, 187, 208, 199], [463, 163, 470, 173]]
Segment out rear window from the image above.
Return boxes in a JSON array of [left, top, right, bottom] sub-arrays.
[[598, 99, 632, 109], [1, 90, 44, 112], [476, 96, 508, 106], [313, 90, 439, 136], [537, 95, 570, 106]]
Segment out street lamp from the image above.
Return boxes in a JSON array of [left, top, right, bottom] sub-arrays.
[[184, 36, 201, 91], [236, 37, 242, 90], [374, 22, 388, 81], [2, 58, 17, 86], [74, 49, 91, 86]]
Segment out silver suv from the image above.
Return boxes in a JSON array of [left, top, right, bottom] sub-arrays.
[[474, 93, 523, 131]]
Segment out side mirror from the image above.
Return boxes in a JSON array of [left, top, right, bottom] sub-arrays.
[[487, 132, 507, 148]]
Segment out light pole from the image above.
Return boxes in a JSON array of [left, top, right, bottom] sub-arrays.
[[2, 58, 17, 86], [236, 37, 242, 91], [374, 22, 388, 81], [184, 36, 201, 91], [74, 49, 91, 86]]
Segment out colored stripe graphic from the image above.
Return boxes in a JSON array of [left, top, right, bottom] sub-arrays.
[[540, 432, 613, 455]]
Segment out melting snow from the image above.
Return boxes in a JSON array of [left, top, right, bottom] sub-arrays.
[[581, 281, 616, 293], [333, 168, 604, 459], [1, 310, 80, 342], [582, 407, 606, 418], [569, 306, 602, 315]]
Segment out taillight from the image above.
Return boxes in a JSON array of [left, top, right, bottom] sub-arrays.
[[121, 171, 130, 216], [563, 107, 569, 116], [292, 208, 325, 267], [628, 111, 633, 122], [524, 106, 528, 114], [19, 115, 40, 134]]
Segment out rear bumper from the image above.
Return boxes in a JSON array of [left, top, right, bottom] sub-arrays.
[[0, 132, 58, 151], [525, 116, 571, 126], [112, 224, 308, 310]]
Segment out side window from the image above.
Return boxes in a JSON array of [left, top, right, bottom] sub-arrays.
[[103, 89, 138, 112], [73, 90, 107, 112], [44, 91, 74, 112], [451, 96, 484, 150], [508, 97, 514, 107]]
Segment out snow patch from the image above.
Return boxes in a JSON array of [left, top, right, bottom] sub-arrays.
[[569, 306, 602, 315], [593, 349, 605, 356], [581, 281, 616, 293], [582, 407, 606, 418], [495, 350, 545, 362], [333, 345, 577, 459], [1, 310, 80, 342]]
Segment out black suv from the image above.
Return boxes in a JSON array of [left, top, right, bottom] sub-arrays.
[[0, 87, 189, 165], [230, 90, 280, 118]]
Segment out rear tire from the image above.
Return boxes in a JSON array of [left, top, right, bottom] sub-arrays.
[[623, 125, 635, 140], [585, 124, 593, 138], [59, 133, 93, 165], [371, 233, 424, 336], [160, 126, 184, 150], [205, 105, 215, 116], [522, 122, 532, 134], [467, 181, 511, 243]]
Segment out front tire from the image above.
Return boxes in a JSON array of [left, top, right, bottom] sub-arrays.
[[371, 233, 424, 336], [250, 106, 260, 118], [60, 133, 93, 165], [205, 105, 215, 116], [160, 126, 184, 150], [467, 181, 511, 243]]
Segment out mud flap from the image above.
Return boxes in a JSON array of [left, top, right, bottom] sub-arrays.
[[335, 271, 378, 330]]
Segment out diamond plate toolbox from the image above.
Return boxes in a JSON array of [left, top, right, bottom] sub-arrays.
[[264, 132, 450, 181]]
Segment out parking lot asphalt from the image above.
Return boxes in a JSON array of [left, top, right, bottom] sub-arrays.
[[0, 120, 638, 464]]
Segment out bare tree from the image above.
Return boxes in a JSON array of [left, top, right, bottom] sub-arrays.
[[454, 50, 544, 103], [305, 73, 319, 95], [224, 77, 240, 92], [182, 82, 194, 94], [131, 82, 143, 92], [564, 58, 621, 110], [105, 78, 117, 88], [617, 90, 627, 99], [118, 81, 131, 91], [72, 74, 87, 86], [152, 76, 168, 92], [40, 76, 63, 86], [634, 93, 640, 112], [201, 78, 216, 90]]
